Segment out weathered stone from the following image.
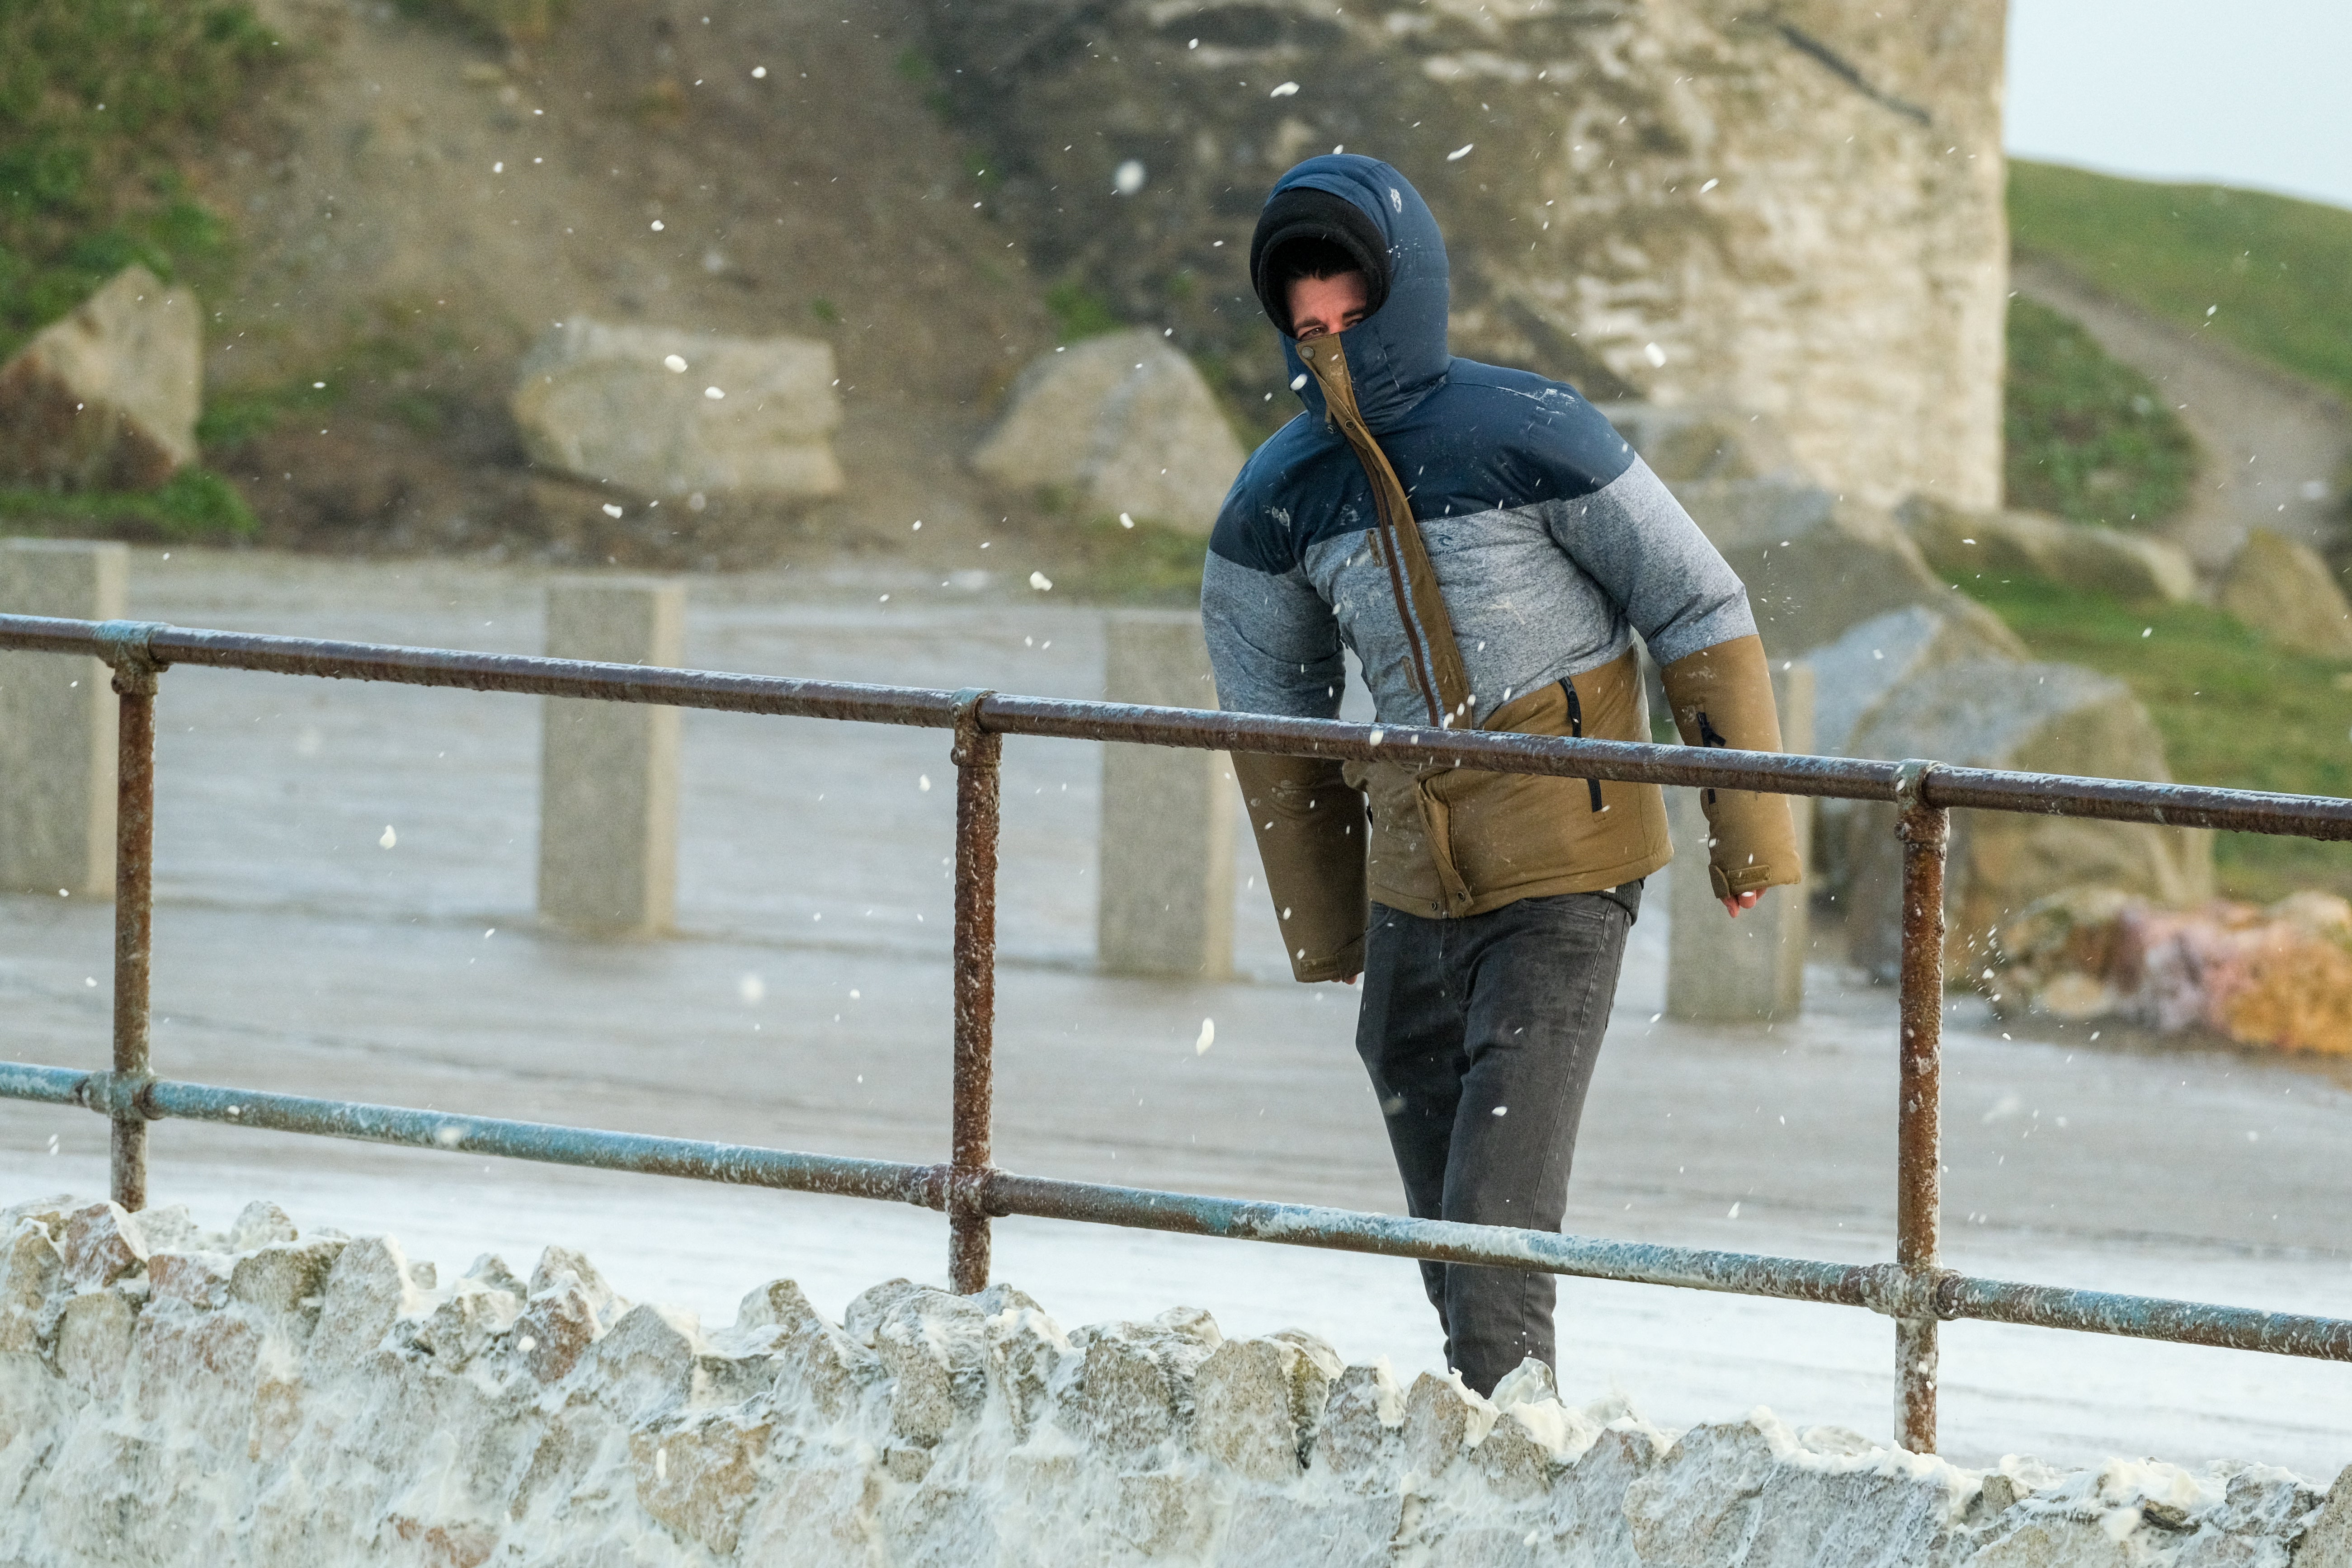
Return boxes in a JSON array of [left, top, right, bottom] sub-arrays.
[[60, 1201, 149, 1290], [229, 1238, 345, 1329], [54, 1288, 138, 1402], [145, 1252, 233, 1313], [2295, 1467, 2352, 1568], [2172, 1467, 2326, 1568], [0, 539, 127, 898], [1623, 1418, 1777, 1568], [1313, 1359, 1406, 1480], [419, 1283, 523, 1371], [510, 317, 843, 498], [303, 1236, 426, 1374], [1804, 604, 2025, 763], [2219, 528, 2352, 659], [869, 1288, 990, 1446], [573, 1301, 700, 1420], [0, 265, 200, 489], [632, 1410, 773, 1555], [1400, 1369, 1496, 1480], [980, 1292, 1070, 1443], [738, 1278, 881, 1422], [226, 1201, 299, 1252], [1474, 1397, 1598, 1501], [528, 1243, 620, 1325], [931, 4, 2007, 513], [1098, 611, 1236, 979], [1601, 403, 1801, 485], [1844, 662, 2215, 980], [1193, 1335, 1336, 1481], [0, 1220, 62, 1353], [1906, 500, 2197, 603], [1680, 480, 2024, 665], [1059, 1312, 1222, 1459], [971, 329, 1245, 532]]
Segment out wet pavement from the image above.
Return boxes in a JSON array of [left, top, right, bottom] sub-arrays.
[[1, 547, 2347, 1473]]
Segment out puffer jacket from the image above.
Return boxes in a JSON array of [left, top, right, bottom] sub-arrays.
[[1201, 155, 1801, 982]]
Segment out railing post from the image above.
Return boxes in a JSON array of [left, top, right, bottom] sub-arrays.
[[948, 690, 1001, 1294], [1892, 759, 1946, 1451], [99, 625, 164, 1213]]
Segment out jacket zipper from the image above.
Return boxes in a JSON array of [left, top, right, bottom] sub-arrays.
[[1558, 678, 1604, 813]]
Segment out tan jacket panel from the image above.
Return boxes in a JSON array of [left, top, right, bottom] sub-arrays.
[[1658, 633, 1804, 898], [1345, 648, 1672, 919], [1232, 751, 1369, 982]]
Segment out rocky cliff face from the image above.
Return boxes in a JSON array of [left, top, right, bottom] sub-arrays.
[[926, 0, 2008, 511]]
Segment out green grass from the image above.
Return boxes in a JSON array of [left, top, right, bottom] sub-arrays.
[[1958, 571, 2352, 901], [0, 0, 281, 362], [1043, 280, 1122, 344], [2004, 294, 2198, 528], [1043, 514, 1208, 605], [2009, 159, 2352, 404], [0, 468, 257, 540]]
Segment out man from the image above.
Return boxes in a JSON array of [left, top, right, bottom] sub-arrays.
[[1201, 155, 1800, 1395]]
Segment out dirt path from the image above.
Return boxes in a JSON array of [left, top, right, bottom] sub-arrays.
[[2012, 254, 2350, 575]]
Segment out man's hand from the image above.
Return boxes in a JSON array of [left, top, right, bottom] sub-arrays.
[[1720, 889, 1765, 918]]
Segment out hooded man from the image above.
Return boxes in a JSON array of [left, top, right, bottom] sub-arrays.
[[1201, 155, 1801, 1394]]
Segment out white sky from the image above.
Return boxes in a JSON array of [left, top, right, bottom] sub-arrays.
[[2005, 0, 2352, 211]]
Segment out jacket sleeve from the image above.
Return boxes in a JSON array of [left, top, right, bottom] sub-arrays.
[[1201, 546, 1367, 982], [1544, 457, 1801, 898]]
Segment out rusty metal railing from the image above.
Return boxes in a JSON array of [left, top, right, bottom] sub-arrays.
[[3, 611, 2350, 1455]]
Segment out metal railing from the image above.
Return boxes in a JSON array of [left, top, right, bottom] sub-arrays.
[[3, 610, 2349, 1454]]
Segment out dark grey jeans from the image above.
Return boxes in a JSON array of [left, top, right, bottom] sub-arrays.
[[1354, 884, 1638, 1396]]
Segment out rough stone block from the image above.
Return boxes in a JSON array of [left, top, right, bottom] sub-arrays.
[[2299, 1468, 2352, 1568], [575, 1301, 700, 1421], [1401, 1369, 1496, 1480], [54, 1288, 137, 1403], [738, 1279, 881, 1422], [0, 539, 127, 896], [1623, 1418, 1777, 1568], [2219, 527, 2352, 659], [1668, 660, 1814, 1023], [1907, 500, 2199, 605], [537, 578, 684, 935], [1844, 661, 2215, 980], [228, 1238, 344, 1328], [1679, 480, 2013, 663], [1193, 1336, 1335, 1481], [1097, 611, 1236, 979], [632, 1411, 773, 1555], [511, 318, 843, 498], [971, 330, 1245, 533], [0, 266, 200, 490], [303, 1236, 425, 1374], [1314, 1359, 1406, 1478], [60, 1201, 148, 1290], [869, 1289, 990, 1446], [0, 1220, 63, 1353]]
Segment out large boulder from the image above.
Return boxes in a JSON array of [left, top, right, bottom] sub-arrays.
[[1597, 402, 1799, 486], [0, 266, 200, 490], [926, 0, 2008, 512], [971, 330, 1244, 532], [2218, 528, 2352, 659], [510, 320, 842, 499], [1842, 661, 2214, 980], [1905, 500, 2197, 603], [1678, 479, 2024, 665]]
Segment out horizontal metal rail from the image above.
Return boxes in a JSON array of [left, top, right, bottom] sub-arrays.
[[11, 1063, 2346, 1364], [3, 606, 2347, 1454], [2, 613, 2347, 838]]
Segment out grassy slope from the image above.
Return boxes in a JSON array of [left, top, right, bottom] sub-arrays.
[[2009, 160, 2352, 404], [1959, 572, 2352, 901], [2003, 292, 2197, 528], [0, 0, 281, 537]]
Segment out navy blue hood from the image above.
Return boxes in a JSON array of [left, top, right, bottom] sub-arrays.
[[1260, 156, 1451, 433]]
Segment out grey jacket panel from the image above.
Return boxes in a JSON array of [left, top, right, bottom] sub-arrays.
[[1240, 457, 1753, 729]]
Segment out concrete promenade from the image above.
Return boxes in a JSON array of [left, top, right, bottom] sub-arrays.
[[1, 548, 2346, 1472]]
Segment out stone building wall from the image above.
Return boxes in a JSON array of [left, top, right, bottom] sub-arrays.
[[928, 0, 2008, 512], [2, 1195, 2346, 1566]]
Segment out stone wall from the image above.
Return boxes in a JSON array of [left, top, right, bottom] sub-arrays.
[[2, 1194, 2344, 1567], [928, 0, 2008, 511]]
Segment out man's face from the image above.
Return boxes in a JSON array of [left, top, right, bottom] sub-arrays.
[[1287, 270, 1370, 342]]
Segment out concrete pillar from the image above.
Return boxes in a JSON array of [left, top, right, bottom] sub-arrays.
[[1667, 661, 1815, 1023], [1097, 612, 1235, 979], [538, 577, 683, 935], [0, 540, 127, 896]]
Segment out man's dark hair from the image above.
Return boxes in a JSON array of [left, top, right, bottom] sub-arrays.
[[1250, 185, 1392, 336]]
